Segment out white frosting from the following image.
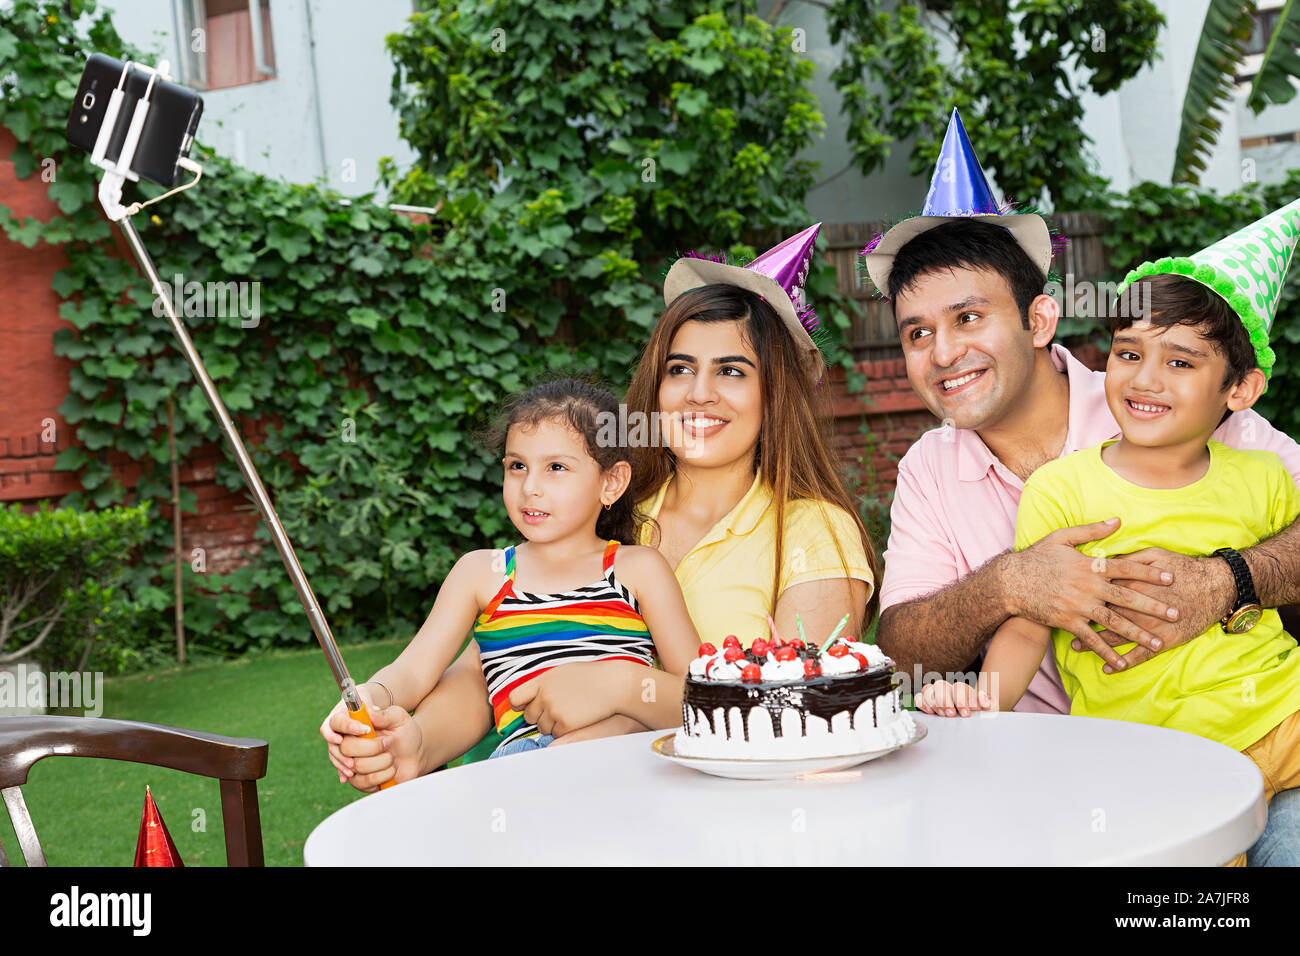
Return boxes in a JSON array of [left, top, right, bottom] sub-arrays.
[[709, 661, 742, 681], [759, 657, 805, 682], [687, 640, 896, 685], [689, 648, 744, 680], [675, 686, 915, 759], [843, 640, 889, 667], [818, 650, 860, 675]]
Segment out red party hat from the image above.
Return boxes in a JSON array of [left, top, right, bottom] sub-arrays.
[[134, 785, 184, 867]]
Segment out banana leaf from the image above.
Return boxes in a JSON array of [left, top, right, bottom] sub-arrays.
[[1172, 0, 1255, 184], [1247, 0, 1300, 112]]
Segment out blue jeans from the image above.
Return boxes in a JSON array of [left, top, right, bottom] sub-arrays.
[[1248, 786, 1300, 866], [489, 733, 555, 759]]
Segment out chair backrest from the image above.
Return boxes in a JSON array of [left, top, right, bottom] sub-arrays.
[[0, 715, 269, 866]]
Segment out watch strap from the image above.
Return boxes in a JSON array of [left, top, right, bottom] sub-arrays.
[[1213, 547, 1259, 612]]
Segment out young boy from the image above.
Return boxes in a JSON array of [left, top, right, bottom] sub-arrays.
[[919, 200, 1300, 866]]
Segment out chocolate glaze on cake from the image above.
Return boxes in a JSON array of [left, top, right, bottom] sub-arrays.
[[682, 665, 897, 742]]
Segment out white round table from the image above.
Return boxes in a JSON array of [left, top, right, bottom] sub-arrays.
[[304, 712, 1266, 866]]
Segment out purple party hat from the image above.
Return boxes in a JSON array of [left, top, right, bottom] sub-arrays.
[[664, 223, 828, 383], [737, 222, 821, 333]]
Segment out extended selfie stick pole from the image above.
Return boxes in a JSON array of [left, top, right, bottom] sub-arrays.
[[91, 60, 393, 788]]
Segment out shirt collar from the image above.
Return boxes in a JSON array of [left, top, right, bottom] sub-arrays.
[[638, 470, 773, 545], [955, 344, 1113, 482]]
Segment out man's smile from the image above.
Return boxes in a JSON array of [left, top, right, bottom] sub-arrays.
[[937, 368, 987, 394]]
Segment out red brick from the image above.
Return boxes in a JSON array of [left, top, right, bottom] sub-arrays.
[[179, 461, 218, 483], [195, 513, 257, 533], [193, 482, 237, 501]]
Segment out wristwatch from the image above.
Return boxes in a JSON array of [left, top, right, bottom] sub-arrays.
[[1212, 548, 1263, 634]]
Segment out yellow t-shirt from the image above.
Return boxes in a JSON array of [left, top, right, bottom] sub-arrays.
[[1014, 439, 1300, 751], [636, 472, 875, 649]]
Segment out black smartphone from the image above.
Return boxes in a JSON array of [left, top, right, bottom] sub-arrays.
[[65, 53, 204, 188]]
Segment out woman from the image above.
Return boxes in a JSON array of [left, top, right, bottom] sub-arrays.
[[323, 228, 881, 787]]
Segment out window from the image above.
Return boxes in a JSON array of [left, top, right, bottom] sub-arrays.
[[175, 0, 276, 91], [1246, 9, 1281, 57]]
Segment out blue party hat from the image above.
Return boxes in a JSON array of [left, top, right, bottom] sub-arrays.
[[922, 109, 1000, 216], [862, 108, 1054, 296]]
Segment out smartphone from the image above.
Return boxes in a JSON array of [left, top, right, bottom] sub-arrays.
[[65, 53, 204, 187]]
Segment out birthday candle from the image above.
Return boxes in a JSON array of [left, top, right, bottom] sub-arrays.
[[766, 612, 782, 645], [796, 614, 808, 645], [825, 613, 850, 645]]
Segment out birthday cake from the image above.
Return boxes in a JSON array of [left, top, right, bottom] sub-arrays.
[[675, 634, 914, 760]]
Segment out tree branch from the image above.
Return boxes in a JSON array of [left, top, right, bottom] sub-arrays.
[[0, 611, 63, 664]]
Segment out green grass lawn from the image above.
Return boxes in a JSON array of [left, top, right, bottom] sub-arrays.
[[0, 638, 411, 867]]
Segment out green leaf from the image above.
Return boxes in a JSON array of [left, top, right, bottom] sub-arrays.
[[1247, 0, 1300, 113], [55, 447, 90, 470], [10, 144, 36, 179], [48, 178, 86, 215], [4, 109, 32, 142], [103, 355, 138, 378], [658, 145, 697, 175], [1172, 0, 1254, 184], [348, 307, 382, 330], [266, 220, 312, 262], [674, 86, 708, 116]]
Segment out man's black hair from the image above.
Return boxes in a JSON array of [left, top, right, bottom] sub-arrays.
[[886, 219, 1047, 330]]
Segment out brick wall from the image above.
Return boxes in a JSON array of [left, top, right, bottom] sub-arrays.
[[827, 358, 937, 491]]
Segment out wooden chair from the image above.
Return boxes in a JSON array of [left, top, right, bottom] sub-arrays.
[[0, 716, 268, 866]]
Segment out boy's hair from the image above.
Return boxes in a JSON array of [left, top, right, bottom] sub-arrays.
[[1111, 274, 1256, 390], [485, 376, 636, 544], [886, 218, 1047, 329]]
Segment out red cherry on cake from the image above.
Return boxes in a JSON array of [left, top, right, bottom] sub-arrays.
[[789, 639, 804, 650], [774, 645, 798, 662], [741, 663, 762, 683], [724, 646, 744, 663], [698, 643, 717, 658], [803, 659, 821, 678], [827, 644, 850, 658], [851, 652, 870, 669], [723, 635, 740, 650], [752, 639, 769, 656]]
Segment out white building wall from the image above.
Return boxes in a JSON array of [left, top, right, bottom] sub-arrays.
[[97, 0, 418, 197], [94, 1, 1300, 216]]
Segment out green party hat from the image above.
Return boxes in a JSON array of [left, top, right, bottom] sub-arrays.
[[1115, 197, 1300, 386]]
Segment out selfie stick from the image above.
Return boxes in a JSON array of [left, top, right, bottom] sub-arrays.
[[90, 59, 394, 788]]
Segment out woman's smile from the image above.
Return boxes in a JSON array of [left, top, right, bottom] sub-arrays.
[[682, 412, 730, 439]]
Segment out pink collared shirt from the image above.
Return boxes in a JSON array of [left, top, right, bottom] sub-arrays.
[[880, 344, 1300, 714]]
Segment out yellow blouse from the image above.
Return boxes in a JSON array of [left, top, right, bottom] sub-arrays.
[[636, 472, 874, 649]]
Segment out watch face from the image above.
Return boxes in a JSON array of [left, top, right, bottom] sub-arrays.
[[1226, 607, 1264, 634]]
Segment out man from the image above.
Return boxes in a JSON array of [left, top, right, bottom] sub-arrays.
[[864, 109, 1300, 865]]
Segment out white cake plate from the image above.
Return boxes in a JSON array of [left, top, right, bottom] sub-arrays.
[[651, 722, 927, 780]]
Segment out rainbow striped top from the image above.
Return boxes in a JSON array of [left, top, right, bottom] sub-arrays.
[[475, 540, 655, 745]]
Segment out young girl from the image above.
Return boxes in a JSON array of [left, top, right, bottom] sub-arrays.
[[320, 378, 701, 760]]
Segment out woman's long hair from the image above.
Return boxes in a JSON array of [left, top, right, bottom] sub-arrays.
[[625, 284, 882, 630]]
